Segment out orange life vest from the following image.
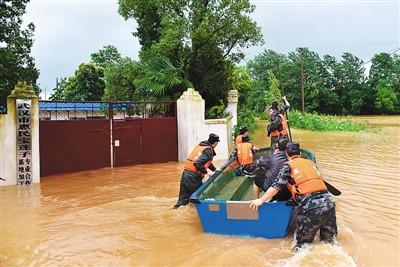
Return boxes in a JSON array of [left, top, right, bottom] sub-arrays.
[[271, 114, 288, 137], [184, 145, 213, 175], [235, 135, 243, 146], [236, 142, 254, 165], [286, 158, 327, 199]]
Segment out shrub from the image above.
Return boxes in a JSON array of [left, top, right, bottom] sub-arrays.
[[287, 110, 367, 132], [206, 100, 230, 119], [233, 108, 259, 136]]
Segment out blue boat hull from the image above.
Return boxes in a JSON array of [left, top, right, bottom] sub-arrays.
[[195, 200, 294, 238], [190, 148, 315, 238]]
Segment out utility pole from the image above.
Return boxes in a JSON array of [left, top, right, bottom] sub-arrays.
[[300, 49, 305, 113]]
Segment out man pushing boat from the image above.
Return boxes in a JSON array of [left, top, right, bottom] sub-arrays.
[[250, 142, 338, 251], [173, 133, 220, 209]]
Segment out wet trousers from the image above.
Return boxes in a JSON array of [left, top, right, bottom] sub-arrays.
[[295, 202, 337, 247], [174, 170, 203, 207]]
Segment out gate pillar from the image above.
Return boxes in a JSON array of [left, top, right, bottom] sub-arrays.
[[0, 82, 40, 186], [226, 90, 238, 129], [177, 88, 205, 162]]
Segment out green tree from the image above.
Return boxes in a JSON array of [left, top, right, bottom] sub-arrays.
[[119, 0, 263, 108], [374, 79, 398, 114], [247, 49, 287, 89], [319, 55, 340, 114], [0, 0, 39, 107], [292, 48, 331, 113], [229, 66, 252, 107], [366, 52, 400, 114], [333, 53, 367, 115], [102, 58, 140, 101], [247, 50, 287, 113], [265, 71, 282, 105], [134, 57, 191, 100], [49, 77, 67, 100], [119, 0, 161, 51], [91, 45, 122, 69], [63, 63, 105, 101]]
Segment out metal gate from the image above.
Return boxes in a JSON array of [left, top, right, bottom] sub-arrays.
[[39, 101, 177, 176], [111, 102, 177, 167]]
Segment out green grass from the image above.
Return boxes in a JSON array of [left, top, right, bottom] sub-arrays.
[[286, 110, 368, 132]]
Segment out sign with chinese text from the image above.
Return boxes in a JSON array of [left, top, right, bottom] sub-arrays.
[[16, 99, 32, 185]]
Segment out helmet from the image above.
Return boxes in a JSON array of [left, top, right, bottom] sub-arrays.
[[287, 142, 300, 156], [208, 133, 220, 144], [239, 126, 249, 135]]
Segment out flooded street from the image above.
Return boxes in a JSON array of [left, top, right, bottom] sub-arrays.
[[1, 116, 399, 266]]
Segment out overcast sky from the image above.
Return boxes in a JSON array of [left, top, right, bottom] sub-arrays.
[[23, 0, 399, 99]]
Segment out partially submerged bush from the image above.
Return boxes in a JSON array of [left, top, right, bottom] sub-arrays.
[[288, 110, 368, 132]]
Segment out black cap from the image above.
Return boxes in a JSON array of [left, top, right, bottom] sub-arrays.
[[208, 133, 220, 144], [242, 135, 250, 143], [239, 126, 249, 135], [277, 138, 288, 151], [271, 100, 279, 110], [287, 142, 300, 156]]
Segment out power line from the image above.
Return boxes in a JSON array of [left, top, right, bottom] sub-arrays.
[[363, 47, 400, 65]]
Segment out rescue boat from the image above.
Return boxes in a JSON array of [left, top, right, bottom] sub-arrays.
[[189, 147, 315, 238]]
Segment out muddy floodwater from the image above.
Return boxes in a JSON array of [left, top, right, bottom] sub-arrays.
[[1, 116, 399, 266]]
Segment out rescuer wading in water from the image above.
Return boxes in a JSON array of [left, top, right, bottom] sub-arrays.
[[173, 133, 220, 209]]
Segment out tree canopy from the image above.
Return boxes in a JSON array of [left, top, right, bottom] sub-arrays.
[[102, 57, 140, 101], [50, 63, 105, 101], [0, 0, 39, 108], [91, 45, 122, 69], [118, 0, 263, 108]]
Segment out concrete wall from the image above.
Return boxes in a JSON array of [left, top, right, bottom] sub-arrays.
[[0, 83, 40, 187], [177, 88, 237, 162], [204, 116, 234, 160]]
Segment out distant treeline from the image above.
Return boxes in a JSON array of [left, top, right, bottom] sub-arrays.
[[49, 47, 399, 118], [241, 48, 399, 116]]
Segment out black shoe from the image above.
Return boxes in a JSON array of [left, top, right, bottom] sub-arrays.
[[173, 204, 181, 209], [293, 243, 305, 252]]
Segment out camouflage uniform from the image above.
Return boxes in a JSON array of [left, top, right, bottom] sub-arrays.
[[272, 165, 337, 248]]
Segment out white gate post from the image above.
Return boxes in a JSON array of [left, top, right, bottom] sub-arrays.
[[226, 90, 238, 128], [177, 88, 205, 162], [0, 82, 40, 186]]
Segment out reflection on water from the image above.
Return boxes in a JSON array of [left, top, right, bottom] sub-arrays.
[[1, 116, 399, 266]]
